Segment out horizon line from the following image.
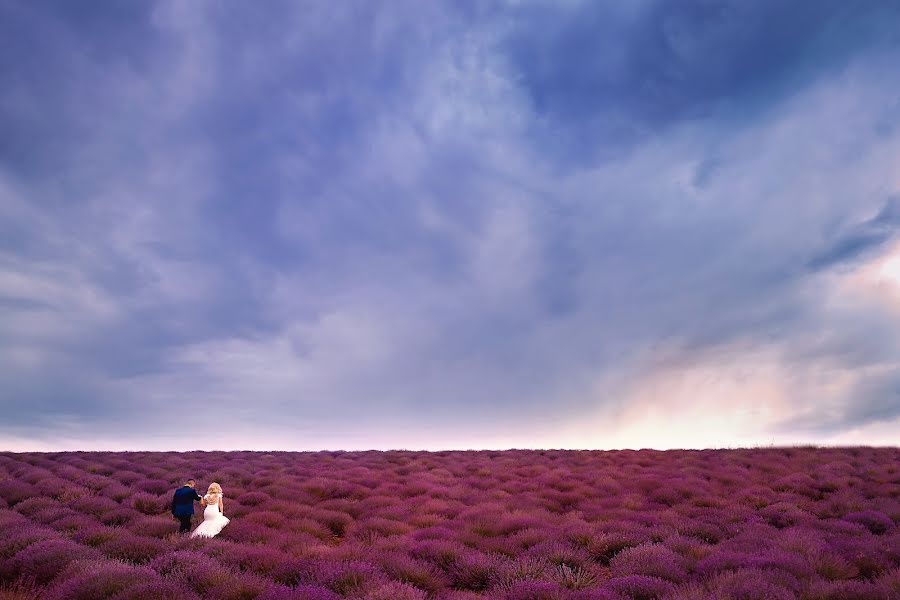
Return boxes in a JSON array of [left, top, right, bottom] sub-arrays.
[[3, 443, 898, 454]]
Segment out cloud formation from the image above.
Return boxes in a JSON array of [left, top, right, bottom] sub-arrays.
[[1, 0, 900, 450]]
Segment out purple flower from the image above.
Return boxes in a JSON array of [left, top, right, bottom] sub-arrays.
[[31, 505, 78, 525], [365, 581, 428, 600], [217, 519, 277, 544], [604, 575, 675, 600], [409, 539, 468, 569], [256, 583, 341, 600], [694, 549, 749, 575], [109, 579, 199, 600], [75, 474, 112, 492], [131, 492, 165, 515], [51, 513, 101, 534], [0, 480, 37, 506], [204, 541, 286, 577], [411, 525, 457, 541], [501, 580, 569, 600], [6, 539, 100, 584], [238, 491, 272, 506], [0, 579, 45, 600], [842, 510, 895, 535], [586, 531, 647, 564], [125, 514, 178, 539], [378, 552, 449, 593], [445, 550, 502, 592], [99, 533, 168, 563], [309, 508, 353, 537], [133, 479, 171, 495], [0, 524, 59, 581], [569, 590, 623, 600], [704, 567, 800, 600], [609, 543, 689, 582], [150, 550, 268, 598], [100, 483, 131, 502], [69, 495, 120, 518], [12, 496, 59, 517], [743, 548, 813, 580], [100, 507, 140, 527], [806, 579, 893, 600], [109, 471, 144, 485], [309, 559, 387, 596], [526, 541, 593, 572], [758, 502, 813, 529], [43, 559, 161, 600], [828, 536, 892, 579]]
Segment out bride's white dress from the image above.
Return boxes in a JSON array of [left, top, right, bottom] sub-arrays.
[[191, 493, 230, 538]]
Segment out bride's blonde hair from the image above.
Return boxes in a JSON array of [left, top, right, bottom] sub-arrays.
[[207, 482, 222, 495]]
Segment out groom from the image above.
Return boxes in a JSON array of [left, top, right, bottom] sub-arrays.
[[171, 478, 203, 533]]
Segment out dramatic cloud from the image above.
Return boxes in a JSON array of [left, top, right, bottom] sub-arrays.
[[1, 0, 899, 450]]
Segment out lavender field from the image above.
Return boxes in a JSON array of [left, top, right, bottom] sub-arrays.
[[0, 448, 898, 599]]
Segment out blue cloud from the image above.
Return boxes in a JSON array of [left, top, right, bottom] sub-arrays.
[[502, 0, 900, 162], [806, 197, 900, 271]]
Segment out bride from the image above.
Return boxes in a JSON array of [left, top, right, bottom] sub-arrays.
[[191, 482, 230, 538]]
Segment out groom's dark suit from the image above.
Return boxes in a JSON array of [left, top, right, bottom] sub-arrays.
[[171, 484, 202, 533]]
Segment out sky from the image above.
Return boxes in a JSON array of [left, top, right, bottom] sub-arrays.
[[2, 0, 900, 451]]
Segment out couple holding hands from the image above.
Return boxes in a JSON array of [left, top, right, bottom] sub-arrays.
[[171, 478, 230, 538]]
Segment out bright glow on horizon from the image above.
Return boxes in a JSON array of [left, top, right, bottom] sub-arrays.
[[878, 255, 900, 285]]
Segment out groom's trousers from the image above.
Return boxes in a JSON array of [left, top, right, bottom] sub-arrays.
[[177, 515, 192, 533]]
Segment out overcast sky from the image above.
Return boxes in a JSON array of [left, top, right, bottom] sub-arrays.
[[2, 1, 900, 451]]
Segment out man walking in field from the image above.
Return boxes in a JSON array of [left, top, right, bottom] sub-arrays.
[[171, 478, 202, 534]]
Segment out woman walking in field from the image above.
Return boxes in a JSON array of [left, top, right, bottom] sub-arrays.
[[191, 482, 230, 538]]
